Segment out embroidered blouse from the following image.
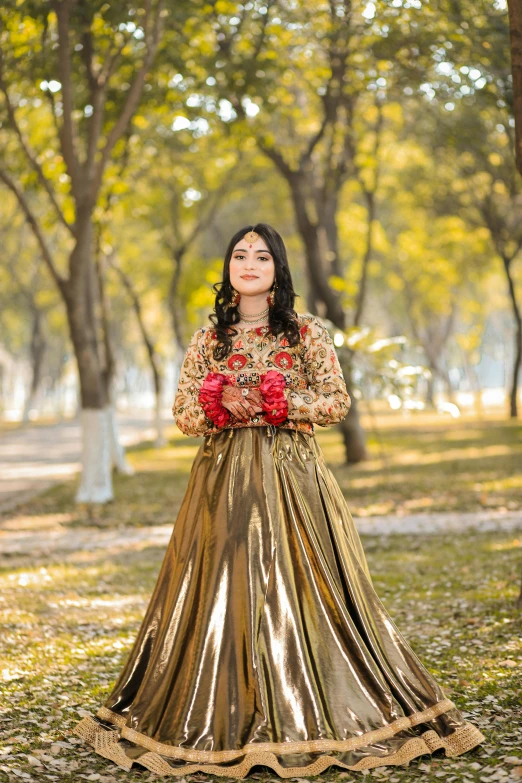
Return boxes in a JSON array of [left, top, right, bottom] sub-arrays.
[[172, 312, 351, 438]]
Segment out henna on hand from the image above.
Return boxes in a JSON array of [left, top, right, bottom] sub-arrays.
[[244, 387, 263, 409], [222, 384, 262, 419], [221, 385, 256, 419]]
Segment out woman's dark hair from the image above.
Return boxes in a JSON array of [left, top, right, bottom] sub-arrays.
[[209, 223, 302, 362]]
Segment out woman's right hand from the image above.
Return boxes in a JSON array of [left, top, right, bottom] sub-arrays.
[[221, 385, 263, 420]]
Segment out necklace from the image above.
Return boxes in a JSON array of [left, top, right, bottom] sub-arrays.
[[237, 306, 270, 326]]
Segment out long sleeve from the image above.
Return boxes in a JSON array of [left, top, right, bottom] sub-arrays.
[[286, 315, 351, 427], [172, 327, 210, 437]]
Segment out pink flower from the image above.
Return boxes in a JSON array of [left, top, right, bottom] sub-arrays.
[[198, 372, 233, 428], [259, 369, 289, 426]]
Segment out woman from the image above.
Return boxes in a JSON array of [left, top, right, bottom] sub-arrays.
[[73, 223, 484, 778]]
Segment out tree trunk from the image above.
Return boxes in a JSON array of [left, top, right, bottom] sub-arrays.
[[22, 309, 46, 422], [96, 249, 134, 473], [340, 362, 368, 462], [289, 174, 346, 326], [287, 173, 368, 463], [110, 256, 166, 447], [340, 403, 368, 463], [425, 373, 436, 409], [503, 255, 522, 417], [107, 402, 136, 475], [508, 0, 522, 177], [64, 220, 115, 502], [151, 360, 166, 447], [74, 408, 113, 503]]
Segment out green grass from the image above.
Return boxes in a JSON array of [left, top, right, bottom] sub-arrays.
[[334, 416, 522, 517], [0, 528, 520, 781], [2, 417, 521, 531]]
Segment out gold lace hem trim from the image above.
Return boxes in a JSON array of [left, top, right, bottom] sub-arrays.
[[95, 698, 454, 760], [72, 700, 485, 778]]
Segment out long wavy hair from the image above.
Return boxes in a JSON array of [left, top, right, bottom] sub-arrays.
[[209, 223, 302, 362]]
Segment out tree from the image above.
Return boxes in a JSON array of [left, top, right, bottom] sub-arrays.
[[0, 1, 166, 501], [507, 0, 522, 177]]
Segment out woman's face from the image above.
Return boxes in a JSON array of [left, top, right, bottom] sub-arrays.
[[229, 236, 275, 297]]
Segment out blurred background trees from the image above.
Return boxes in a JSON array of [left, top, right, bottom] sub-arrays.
[[0, 0, 518, 503]]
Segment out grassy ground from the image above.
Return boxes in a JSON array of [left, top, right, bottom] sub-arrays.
[[2, 415, 521, 530], [1, 416, 521, 782]]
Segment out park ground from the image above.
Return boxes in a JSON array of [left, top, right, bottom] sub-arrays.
[[0, 413, 521, 783]]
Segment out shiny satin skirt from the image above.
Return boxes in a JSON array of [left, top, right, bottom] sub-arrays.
[[73, 425, 484, 777]]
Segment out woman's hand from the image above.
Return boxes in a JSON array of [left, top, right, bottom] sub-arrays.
[[221, 385, 263, 421]]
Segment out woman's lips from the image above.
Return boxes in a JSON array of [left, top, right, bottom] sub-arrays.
[[241, 275, 258, 279]]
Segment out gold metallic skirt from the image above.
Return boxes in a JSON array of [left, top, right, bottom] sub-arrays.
[[73, 425, 485, 778]]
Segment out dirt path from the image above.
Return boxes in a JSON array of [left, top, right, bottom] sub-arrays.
[[0, 412, 170, 513], [1, 509, 520, 559]]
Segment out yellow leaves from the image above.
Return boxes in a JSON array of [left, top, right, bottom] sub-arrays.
[[362, 104, 380, 124], [133, 115, 149, 130], [451, 178, 468, 193], [386, 272, 404, 292], [382, 102, 403, 126], [63, 203, 76, 226], [214, 0, 237, 12], [488, 153, 503, 167], [372, 221, 391, 255], [328, 275, 346, 292]]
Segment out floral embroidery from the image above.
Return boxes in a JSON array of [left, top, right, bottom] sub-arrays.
[[172, 314, 351, 437], [274, 351, 293, 369], [227, 354, 248, 371]]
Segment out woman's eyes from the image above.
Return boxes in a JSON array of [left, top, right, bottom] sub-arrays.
[[233, 254, 270, 261]]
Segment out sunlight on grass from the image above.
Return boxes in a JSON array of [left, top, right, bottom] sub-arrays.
[[1, 519, 521, 781], [2, 417, 521, 527], [487, 538, 522, 552]]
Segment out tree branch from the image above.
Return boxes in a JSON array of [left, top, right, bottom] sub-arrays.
[[53, 0, 81, 200], [0, 167, 67, 291], [91, 0, 165, 199], [0, 50, 74, 236]]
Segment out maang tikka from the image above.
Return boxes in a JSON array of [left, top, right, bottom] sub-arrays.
[[243, 229, 277, 307]]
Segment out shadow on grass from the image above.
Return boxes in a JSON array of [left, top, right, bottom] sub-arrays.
[[2, 419, 521, 530]]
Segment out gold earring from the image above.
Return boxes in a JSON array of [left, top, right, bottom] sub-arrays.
[[267, 282, 277, 308], [224, 287, 240, 311]]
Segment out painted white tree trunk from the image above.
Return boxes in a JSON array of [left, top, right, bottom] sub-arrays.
[[107, 404, 135, 475], [154, 399, 166, 447], [75, 408, 114, 503]]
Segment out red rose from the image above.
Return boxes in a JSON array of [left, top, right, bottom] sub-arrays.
[[259, 369, 289, 426], [198, 372, 233, 428]]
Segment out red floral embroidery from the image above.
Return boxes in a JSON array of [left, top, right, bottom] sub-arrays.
[[227, 354, 247, 371], [259, 369, 289, 426], [274, 351, 293, 369], [198, 372, 233, 428], [280, 336, 289, 347]]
